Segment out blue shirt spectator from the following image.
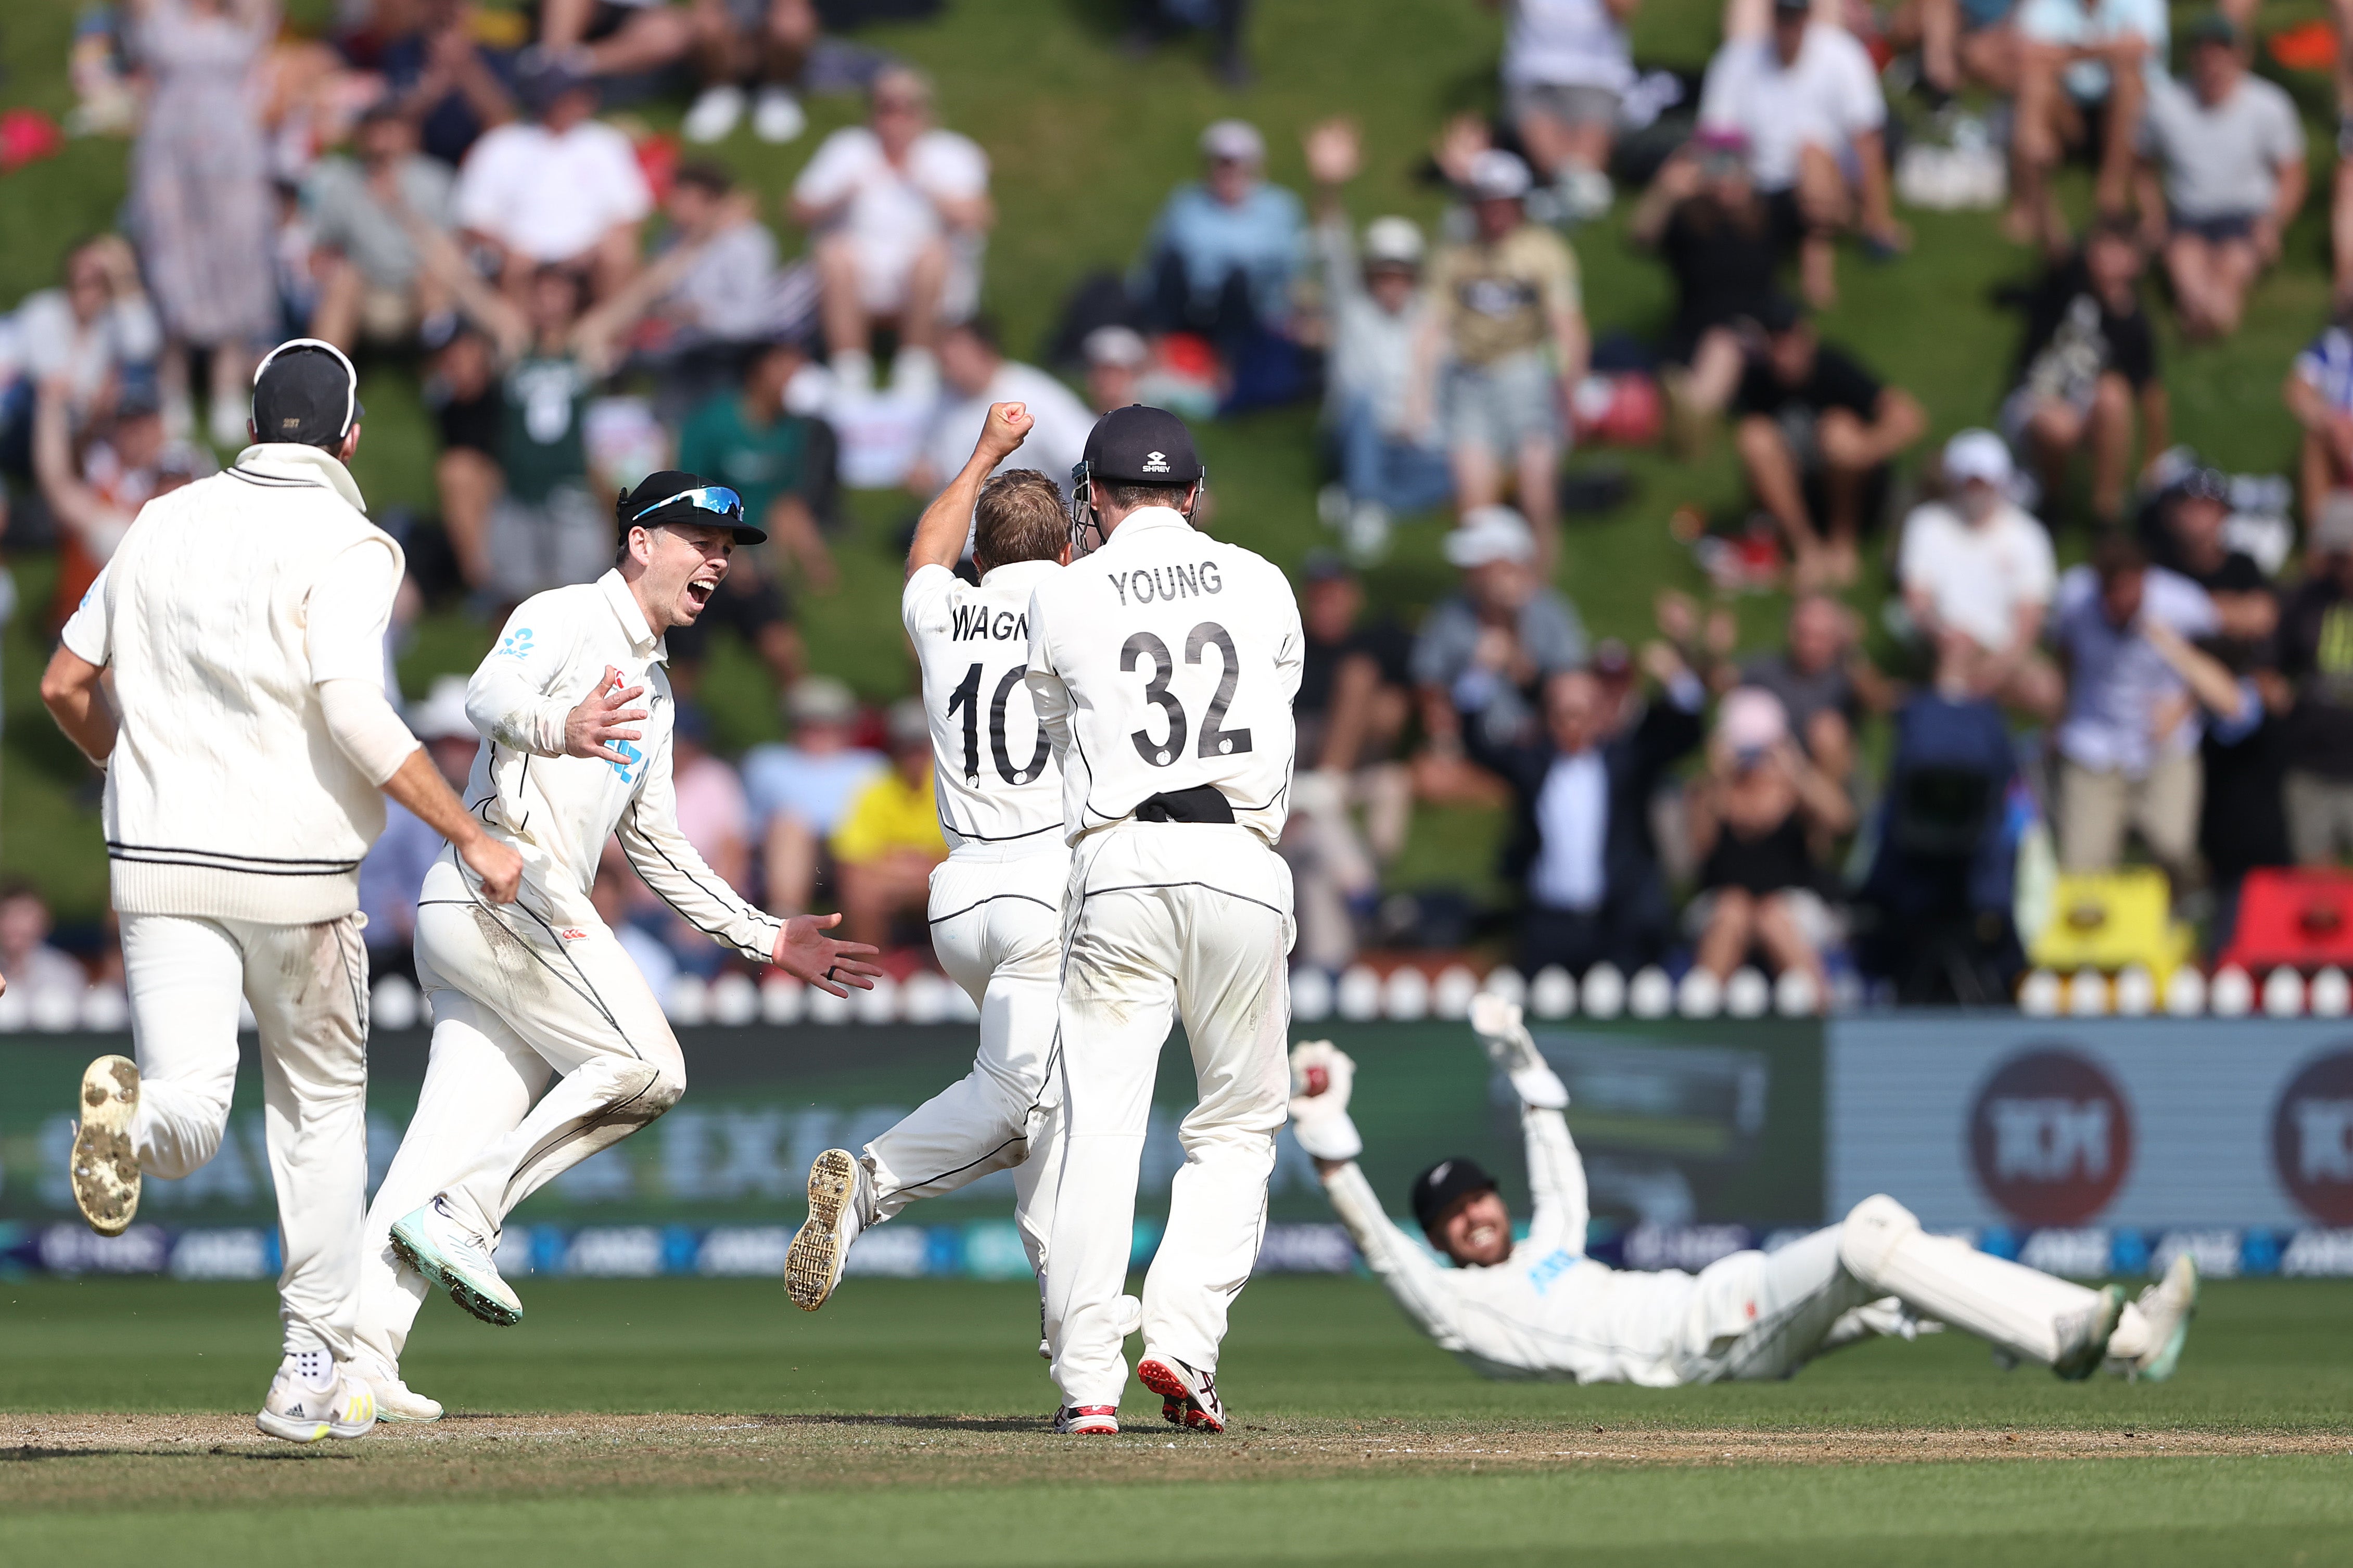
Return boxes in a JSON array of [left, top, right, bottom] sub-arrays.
[[1134, 120, 1305, 334]]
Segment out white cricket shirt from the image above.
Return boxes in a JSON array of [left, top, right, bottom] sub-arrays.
[[1024, 506, 1302, 848], [1324, 1107, 1748, 1385], [459, 568, 783, 961], [902, 559, 1066, 857]]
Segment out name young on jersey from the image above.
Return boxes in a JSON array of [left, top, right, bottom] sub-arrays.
[[1108, 560, 1224, 608]]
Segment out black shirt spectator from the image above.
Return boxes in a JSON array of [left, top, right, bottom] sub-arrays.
[[1734, 340, 1883, 425], [2007, 251, 2158, 403], [1658, 198, 1782, 362]]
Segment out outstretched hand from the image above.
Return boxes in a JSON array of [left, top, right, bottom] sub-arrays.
[[772, 912, 884, 997], [564, 666, 647, 767]]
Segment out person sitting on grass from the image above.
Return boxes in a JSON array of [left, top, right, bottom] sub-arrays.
[[1733, 297, 1926, 589], [2000, 214, 2165, 528], [1684, 686, 1854, 1005], [2134, 12, 2306, 344], [1289, 1001, 2201, 1387]]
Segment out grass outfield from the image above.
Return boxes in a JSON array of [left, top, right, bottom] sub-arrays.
[[4, 1277, 2350, 1565]]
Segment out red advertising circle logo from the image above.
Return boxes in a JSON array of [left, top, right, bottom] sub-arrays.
[[2272, 1049, 2353, 1225], [1967, 1047, 2133, 1225]]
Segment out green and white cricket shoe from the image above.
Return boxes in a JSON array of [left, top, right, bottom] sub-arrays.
[[70, 1054, 142, 1236], [2051, 1284, 2128, 1381], [365, 1373, 444, 1423], [390, 1195, 522, 1327], [786, 1148, 866, 1311], [257, 1358, 375, 1443], [2128, 1254, 2199, 1383]]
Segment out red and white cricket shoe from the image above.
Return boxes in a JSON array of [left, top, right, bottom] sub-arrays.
[[1053, 1404, 1120, 1435], [1137, 1354, 1225, 1433]]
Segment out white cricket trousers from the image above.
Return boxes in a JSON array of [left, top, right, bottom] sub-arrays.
[[1667, 1194, 2156, 1383], [1043, 822, 1294, 1409], [857, 847, 1067, 1277], [353, 854, 682, 1378], [120, 911, 371, 1361]]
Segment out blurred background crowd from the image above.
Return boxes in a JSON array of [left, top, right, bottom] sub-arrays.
[[6, 0, 2353, 1023]]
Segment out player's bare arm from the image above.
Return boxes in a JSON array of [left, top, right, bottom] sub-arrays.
[[39, 645, 115, 765], [906, 400, 1035, 578], [380, 750, 524, 906]]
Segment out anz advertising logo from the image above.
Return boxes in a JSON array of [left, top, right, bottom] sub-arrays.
[[607, 739, 643, 783]]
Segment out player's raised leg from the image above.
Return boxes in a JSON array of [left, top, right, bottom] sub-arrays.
[[392, 889, 685, 1328], [1840, 1193, 2127, 1379], [353, 955, 552, 1419]]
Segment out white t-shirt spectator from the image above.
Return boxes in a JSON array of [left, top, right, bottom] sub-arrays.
[[1504, 0, 1635, 95], [2017, 0, 2165, 99], [919, 360, 1094, 499], [15, 288, 162, 418], [454, 119, 653, 264], [2139, 71, 2305, 223], [791, 126, 989, 312], [1899, 499, 2057, 653], [1697, 24, 1885, 192]]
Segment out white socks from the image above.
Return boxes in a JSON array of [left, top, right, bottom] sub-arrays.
[[290, 1347, 336, 1389]]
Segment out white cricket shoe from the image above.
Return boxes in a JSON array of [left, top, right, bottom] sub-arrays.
[[1052, 1404, 1119, 1435], [786, 1148, 865, 1311], [2127, 1254, 2199, 1383], [366, 1374, 444, 1422], [2051, 1284, 2127, 1381], [752, 85, 806, 144], [70, 1054, 141, 1236], [1137, 1352, 1226, 1434], [257, 1358, 375, 1443], [682, 83, 745, 143], [390, 1195, 522, 1327]]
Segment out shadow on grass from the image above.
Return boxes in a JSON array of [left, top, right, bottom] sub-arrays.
[[4, 1446, 355, 1462], [746, 1412, 1047, 1434]]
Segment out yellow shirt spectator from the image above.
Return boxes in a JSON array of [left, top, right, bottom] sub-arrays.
[[831, 761, 947, 865]]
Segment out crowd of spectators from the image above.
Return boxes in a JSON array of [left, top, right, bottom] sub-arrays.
[[20, 0, 2353, 1015]]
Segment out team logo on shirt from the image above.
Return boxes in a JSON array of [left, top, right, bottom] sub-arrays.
[[497, 628, 536, 658]]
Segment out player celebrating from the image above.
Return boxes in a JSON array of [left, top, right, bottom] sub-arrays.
[[786, 403, 1075, 1318], [41, 340, 525, 1443], [1290, 999, 2200, 1387], [351, 470, 881, 1421], [1026, 405, 1303, 1435]]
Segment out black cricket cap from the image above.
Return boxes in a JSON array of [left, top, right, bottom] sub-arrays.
[[1082, 404, 1203, 487], [251, 338, 363, 449], [1409, 1156, 1499, 1233], [616, 468, 768, 544]]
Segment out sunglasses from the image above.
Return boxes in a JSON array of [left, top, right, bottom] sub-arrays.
[[631, 486, 745, 525]]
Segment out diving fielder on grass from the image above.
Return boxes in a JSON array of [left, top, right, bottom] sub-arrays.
[[41, 340, 526, 1444], [1289, 997, 2199, 1387], [786, 402, 1079, 1328], [1025, 405, 1304, 1435], [349, 470, 882, 1421]]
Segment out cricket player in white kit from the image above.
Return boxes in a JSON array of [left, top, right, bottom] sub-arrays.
[[786, 403, 1075, 1317], [1290, 999, 2201, 1387], [349, 469, 881, 1420], [1025, 405, 1303, 1435], [41, 340, 527, 1443]]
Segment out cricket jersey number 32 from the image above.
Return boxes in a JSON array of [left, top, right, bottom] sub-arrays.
[[1026, 517, 1301, 845]]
